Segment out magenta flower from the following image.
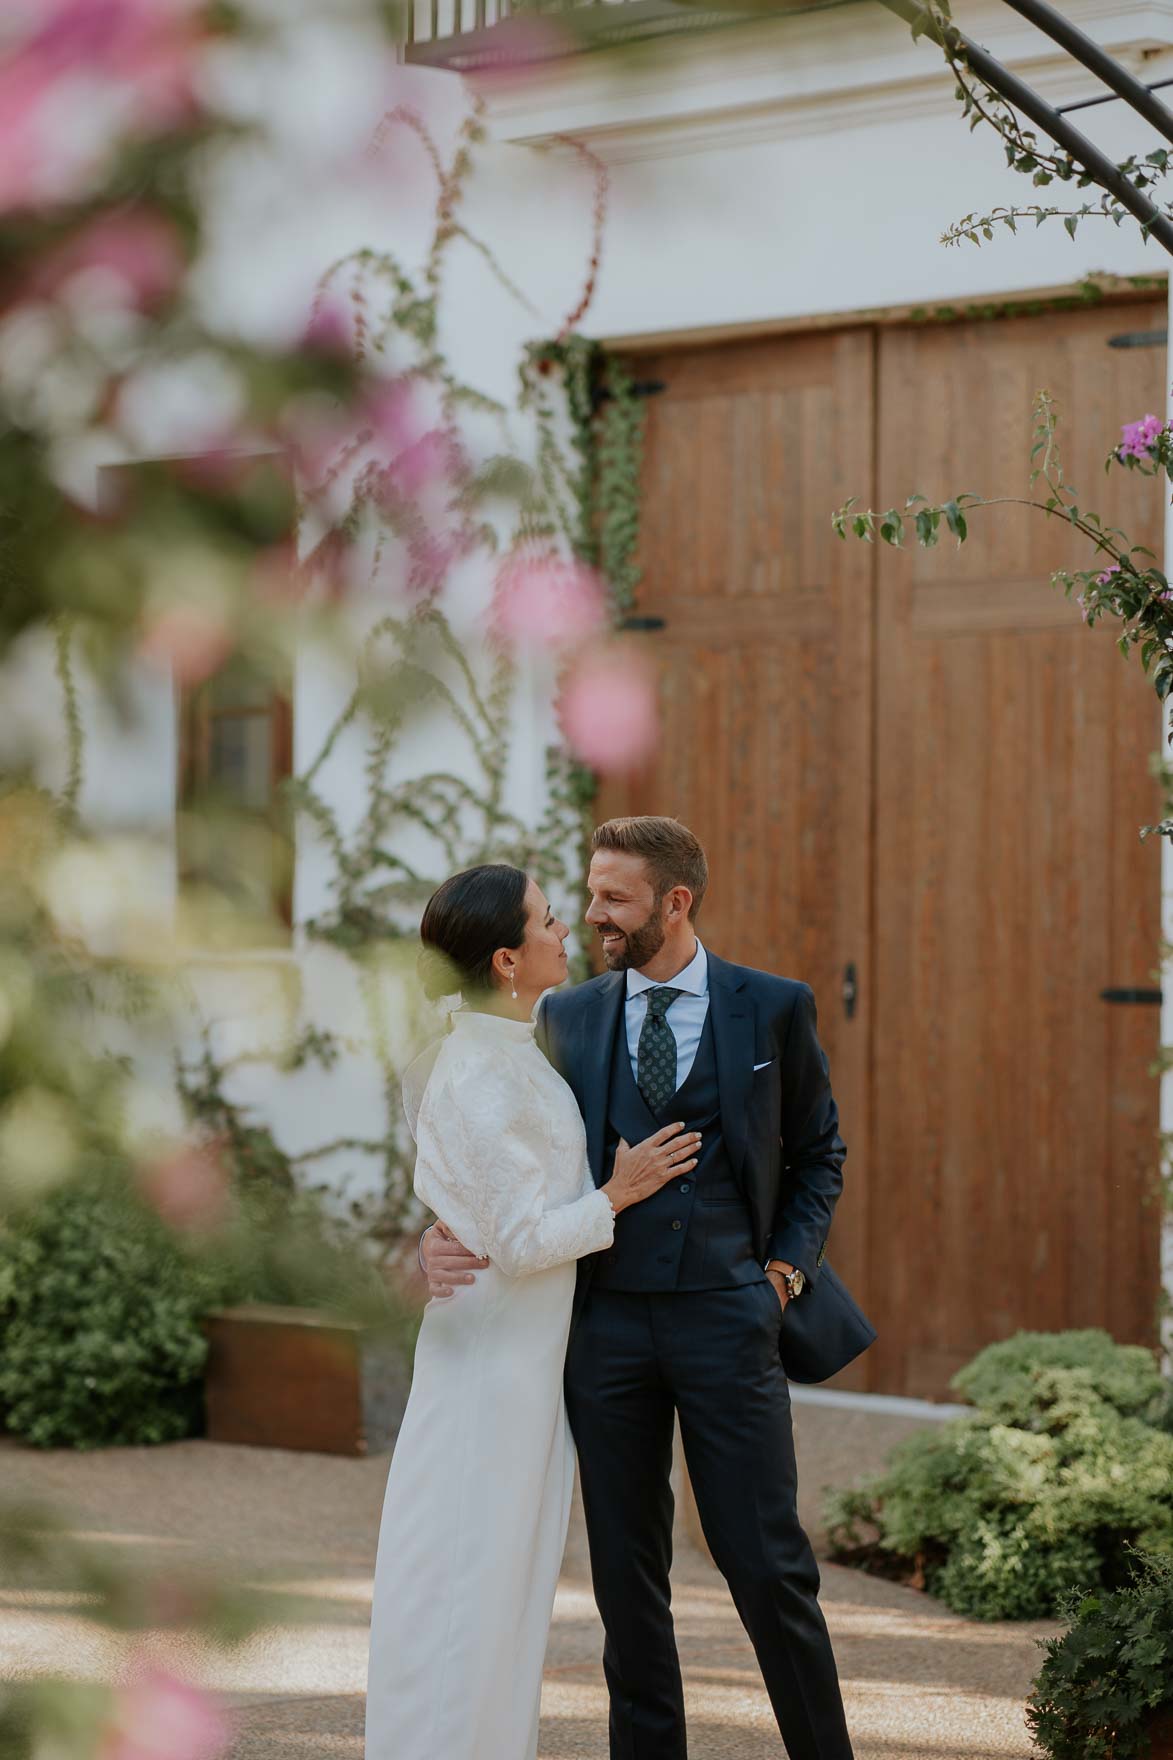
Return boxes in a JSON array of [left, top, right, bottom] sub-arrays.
[[302, 296, 355, 359], [491, 554, 608, 653], [138, 604, 233, 685], [558, 645, 659, 773], [137, 1140, 231, 1237], [0, 0, 201, 214], [1118, 413, 1166, 459], [1095, 564, 1121, 586], [29, 209, 184, 311], [99, 1665, 229, 1760]]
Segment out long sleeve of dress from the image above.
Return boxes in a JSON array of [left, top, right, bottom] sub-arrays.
[[413, 1049, 614, 1279]]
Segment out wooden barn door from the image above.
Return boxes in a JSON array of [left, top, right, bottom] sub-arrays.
[[871, 302, 1165, 1397], [602, 298, 1165, 1398], [596, 329, 877, 1379]]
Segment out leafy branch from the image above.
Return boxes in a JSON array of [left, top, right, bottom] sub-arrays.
[[906, 0, 1173, 242]]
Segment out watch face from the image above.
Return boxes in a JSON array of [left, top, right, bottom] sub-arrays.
[[790, 1271, 805, 1297]]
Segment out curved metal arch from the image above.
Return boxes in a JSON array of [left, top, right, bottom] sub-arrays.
[[880, 0, 1173, 257]]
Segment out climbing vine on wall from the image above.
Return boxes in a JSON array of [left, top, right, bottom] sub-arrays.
[[167, 108, 649, 1252]]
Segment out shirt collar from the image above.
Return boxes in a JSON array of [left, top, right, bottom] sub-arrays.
[[627, 939, 709, 1000]]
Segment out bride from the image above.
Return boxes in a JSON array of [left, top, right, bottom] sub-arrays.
[[364, 863, 701, 1760]]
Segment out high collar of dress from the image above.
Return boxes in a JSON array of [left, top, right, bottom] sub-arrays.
[[626, 940, 709, 1000], [450, 1009, 536, 1044]]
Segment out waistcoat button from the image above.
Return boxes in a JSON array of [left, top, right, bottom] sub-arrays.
[[671, 1219, 682, 1231], [679, 1182, 691, 1193]]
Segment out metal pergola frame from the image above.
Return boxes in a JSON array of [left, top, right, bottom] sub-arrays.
[[879, 0, 1173, 255]]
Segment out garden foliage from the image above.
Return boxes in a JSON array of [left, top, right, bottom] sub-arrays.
[[0, 1168, 221, 1449], [1026, 1551, 1173, 1760], [0, 1168, 417, 1450], [825, 1330, 1173, 1621]]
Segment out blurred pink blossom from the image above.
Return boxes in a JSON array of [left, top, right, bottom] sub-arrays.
[[384, 428, 454, 498], [139, 604, 233, 685], [1118, 413, 1166, 459], [252, 540, 307, 607], [30, 209, 184, 311], [365, 379, 418, 457], [492, 554, 608, 653], [558, 645, 659, 773], [471, 12, 575, 92], [1095, 564, 1121, 586], [302, 295, 355, 358], [99, 1664, 229, 1760], [408, 529, 462, 597], [137, 1140, 231, 1236], [0, 0, 201, 214]]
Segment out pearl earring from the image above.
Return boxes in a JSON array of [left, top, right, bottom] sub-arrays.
[[511, 978, 518, 1001]]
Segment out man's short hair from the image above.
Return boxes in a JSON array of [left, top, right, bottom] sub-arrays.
[[590, 816, 709, 920]]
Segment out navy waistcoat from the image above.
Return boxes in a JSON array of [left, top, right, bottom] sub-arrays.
[[592, 1005, 765, 1292]]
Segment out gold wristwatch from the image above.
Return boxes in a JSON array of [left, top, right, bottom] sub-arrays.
[[767, 1261, 805, 1299]]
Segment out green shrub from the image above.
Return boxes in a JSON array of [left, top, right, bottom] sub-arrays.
[[0, 1169, 223, 1449], [953, 1329, 1166, 1426], [0, 1168, 421, 1450], [825, 1331, 1173, 1621], [1026, 1552, 1173, 1759]]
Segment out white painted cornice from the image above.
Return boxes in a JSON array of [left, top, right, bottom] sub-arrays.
[[476, 0, 1173, 160]]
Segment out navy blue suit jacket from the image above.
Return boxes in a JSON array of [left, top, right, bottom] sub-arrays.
[[535, 950, 877, 1383], [535, 950, 844, 1289]]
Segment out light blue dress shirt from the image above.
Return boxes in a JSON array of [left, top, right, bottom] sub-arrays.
[[624, 940, 710, 1095]]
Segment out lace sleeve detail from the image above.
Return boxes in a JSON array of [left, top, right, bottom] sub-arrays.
[[413, 1051, 614, 1279]]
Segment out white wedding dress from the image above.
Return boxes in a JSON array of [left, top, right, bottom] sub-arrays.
[[364, 1009, 616, 1760]]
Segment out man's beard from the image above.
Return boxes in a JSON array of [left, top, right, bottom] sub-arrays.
[[598, 908, 666, 972]]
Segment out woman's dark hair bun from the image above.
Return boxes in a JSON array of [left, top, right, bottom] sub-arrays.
[[417, 943, 460, 1002], [418, 864, 529, 1002]]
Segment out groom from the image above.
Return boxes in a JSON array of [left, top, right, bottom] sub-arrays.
[[422, 815, 864, 1760]]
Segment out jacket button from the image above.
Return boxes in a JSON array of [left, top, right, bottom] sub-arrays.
[[671, 1219, 682, 1231], [679, 1182, 691, 1193]]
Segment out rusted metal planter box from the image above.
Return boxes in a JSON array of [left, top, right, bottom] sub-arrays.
[[202, 1303, 411, 1456]]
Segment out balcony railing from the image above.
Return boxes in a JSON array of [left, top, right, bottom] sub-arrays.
[[403, 0, 777, 70]]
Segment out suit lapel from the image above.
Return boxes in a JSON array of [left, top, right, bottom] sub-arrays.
[[707, 952, 753, 1177], [583, 971, 625, 1186]]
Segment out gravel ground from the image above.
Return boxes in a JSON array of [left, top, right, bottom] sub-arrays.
[[1, 1435, 1052, 1758]]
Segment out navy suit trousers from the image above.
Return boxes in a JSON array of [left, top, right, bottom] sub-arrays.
[[565, 1284, 854, 1760]]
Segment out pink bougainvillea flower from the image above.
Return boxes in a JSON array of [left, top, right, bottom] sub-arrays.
[[29, 209, 184, 311], [379, 428, 453, 501], [138, 604, 233, 685], [99, 1663, 229, 1760], [491, 553, 608, 653], [302, 295, 355, 359], [0, 0, 202, 214], [471, 11, 575, 91], [1095, 563, 1121, 586], [22, 0, 201, 121], [252, 540, 308, 607], [557, 644, 659, 773], [1118, 413, 1166, 459], [407, 529, 462, 597], [137, 1140, 231, 1237], [364, 378, 417, 457]]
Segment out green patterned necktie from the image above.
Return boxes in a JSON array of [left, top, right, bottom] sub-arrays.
[[637, 986, 684, 1112]]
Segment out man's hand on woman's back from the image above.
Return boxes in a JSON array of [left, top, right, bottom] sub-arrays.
[[420, 1222, 489, 1299]]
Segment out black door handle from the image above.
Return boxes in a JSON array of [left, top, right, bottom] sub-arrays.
[[1099, 987, 1163, 1005], [842, 963, 858, 1019]]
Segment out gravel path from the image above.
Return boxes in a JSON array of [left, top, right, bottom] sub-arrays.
[[1, 1435, 1051, 1758]]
